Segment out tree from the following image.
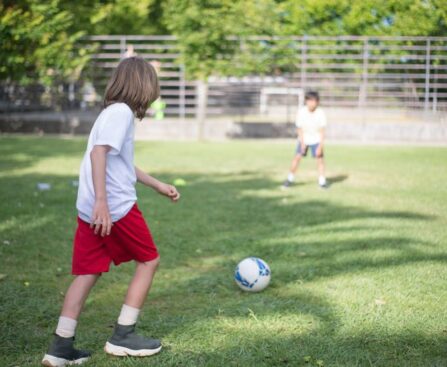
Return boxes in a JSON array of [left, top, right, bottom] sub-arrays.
[[0, 0, 89, 85], [58, 0, 167, 36], [280, 0, 447, 37], [163, 0, 281, 79], [162, 0, 281, 138]]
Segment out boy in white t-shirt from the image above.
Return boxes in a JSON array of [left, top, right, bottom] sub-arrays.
[[283, 91, 328, 188], [42, 57, 180, 366]]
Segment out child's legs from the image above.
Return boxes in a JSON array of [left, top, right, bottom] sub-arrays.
[[61, 274, 100, 320], [124, 257, 160, 309], [289, 154, 302, 174], [317, 156, 325, 177]]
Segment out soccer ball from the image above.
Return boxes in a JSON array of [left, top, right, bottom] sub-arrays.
[[234, 257, 271, 292]]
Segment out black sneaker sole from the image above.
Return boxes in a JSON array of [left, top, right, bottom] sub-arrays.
[[104, 341, 162, 357]]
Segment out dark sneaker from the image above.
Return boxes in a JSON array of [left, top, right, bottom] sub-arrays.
[[319, 182, 329, 189], [104, 323, 162, 357], [282, 180, 293, 188], [42, 334, 91, 366]]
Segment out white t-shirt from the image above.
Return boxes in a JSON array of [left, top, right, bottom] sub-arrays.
[[76, 103, 137, 223], [295, 106, 327, 145]]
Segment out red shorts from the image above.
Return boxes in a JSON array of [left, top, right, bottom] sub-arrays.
[[72, 204, 159, 275]]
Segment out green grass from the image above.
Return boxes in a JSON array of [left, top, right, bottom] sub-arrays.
[[1, 136, 446, 367]]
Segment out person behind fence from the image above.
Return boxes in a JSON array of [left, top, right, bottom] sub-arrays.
[[42, 57, 181, 367], [283, 91, 328, 189]]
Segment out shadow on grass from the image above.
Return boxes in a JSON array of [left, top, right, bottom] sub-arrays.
[[0, 136, 85, 171], [327, 174, 348, 185], [0, 171, 444, 366], [146, 330, 447, 367]]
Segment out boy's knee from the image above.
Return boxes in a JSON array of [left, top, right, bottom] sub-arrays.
[[139, 255, 160, 269], [76, 273, 101, 281], [152, 255, 160, 267]]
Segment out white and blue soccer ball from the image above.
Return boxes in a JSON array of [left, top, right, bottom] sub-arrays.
[[234, 257, 271, 292]]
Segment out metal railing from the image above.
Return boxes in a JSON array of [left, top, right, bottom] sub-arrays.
[[1, 36, 446, 119], [85, 35, 447, 119], [84, 35, 195, 118]]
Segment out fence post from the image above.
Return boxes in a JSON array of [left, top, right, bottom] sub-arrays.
[[196, 80, 208, 140], [424, 39, 431, 112], [300, 36, 307, 89], [179, 64, 186, 121], [120, 36, 126, 57], [359, 37, 369, 108]]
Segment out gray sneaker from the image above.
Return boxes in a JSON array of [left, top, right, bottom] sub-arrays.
[[42, 334, 91, 366], [104, 323, 162, 357]]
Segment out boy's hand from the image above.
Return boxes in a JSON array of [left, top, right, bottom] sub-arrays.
[[157, 182, 181, 202], [301, 144, 307, 155], [90, 199, 113, 237]]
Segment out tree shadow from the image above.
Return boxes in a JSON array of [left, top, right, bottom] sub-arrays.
[[0, 136, 85, 171], [144, 329, 447, 366]]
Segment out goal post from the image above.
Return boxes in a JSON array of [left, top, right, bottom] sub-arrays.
[[259, 87, 305, 116]]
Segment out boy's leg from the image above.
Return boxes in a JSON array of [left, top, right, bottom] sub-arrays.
[[60, 274, 100, 322], [105, 257, 162, 357], [290, 154, 302, 176], [42, 274, 99, 367], [284, 154, 302, 187], [317, 156, 327, 187], [124, 257, 160, 310], [284, 140, 307, 187]]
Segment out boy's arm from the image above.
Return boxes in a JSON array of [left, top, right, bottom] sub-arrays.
[[90, 145, 113, 237], [135, 166, 180, 202], [319, 128, 325, 146]]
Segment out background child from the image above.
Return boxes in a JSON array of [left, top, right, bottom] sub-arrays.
[[42, 57, 180, 367], [283, 91, 328, 189]]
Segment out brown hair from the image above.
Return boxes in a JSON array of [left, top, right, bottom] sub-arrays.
[[103, 57, 160, 119]]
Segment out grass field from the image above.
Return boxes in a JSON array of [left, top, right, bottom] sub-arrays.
[[1, 136, 446, 367]]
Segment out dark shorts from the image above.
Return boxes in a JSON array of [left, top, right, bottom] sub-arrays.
[[72, 204, 159, 275], [296, 142, 324, 158]]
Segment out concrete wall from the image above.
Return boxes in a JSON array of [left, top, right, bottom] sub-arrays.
[[135, 117, 447, 144], [1, 109, 446, 144]]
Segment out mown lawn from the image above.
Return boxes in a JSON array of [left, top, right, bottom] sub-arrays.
[[0, 136, 446, 367]]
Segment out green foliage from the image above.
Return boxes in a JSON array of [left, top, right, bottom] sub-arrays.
[[280, 0, 447, 36], [0, 0, 89, 85], [163, 0, 282, 79], [58, 0, 167, 35], [1, 0, 446, 83], [0, 0, 166, 85], [162, 0, 447, 79]]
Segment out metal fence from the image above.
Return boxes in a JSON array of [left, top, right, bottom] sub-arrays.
[[86, 35, 447, 119], [1, 35, 446, 120], [84, 35, 196, 118], [208, 36, 447, 118]]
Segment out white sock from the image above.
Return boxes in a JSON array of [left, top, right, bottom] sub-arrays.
[[55, 316, 77, 338], [117, 304, 140, 326], [319, 176, 327, 186], [287, 173, 295, 182]]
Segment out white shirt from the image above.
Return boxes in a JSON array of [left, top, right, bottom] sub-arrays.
[[295, 106, 327, 145], [76, 103, 137, 223]]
